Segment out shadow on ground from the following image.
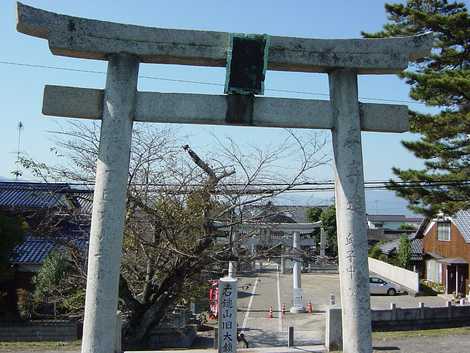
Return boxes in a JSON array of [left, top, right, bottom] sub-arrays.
[[373, 346, 401, 352]]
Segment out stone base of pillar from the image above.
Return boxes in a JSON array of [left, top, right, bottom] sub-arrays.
[[290, 288, 305, 314], [289, 305, 306, 314]]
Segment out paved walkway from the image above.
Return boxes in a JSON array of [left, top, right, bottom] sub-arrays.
[[234, 266, 447, 348], [150, 346, 325, 353], [236, 269, 324, 348]]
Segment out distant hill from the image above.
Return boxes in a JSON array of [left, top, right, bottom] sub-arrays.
[[0, 176, 33, 182]]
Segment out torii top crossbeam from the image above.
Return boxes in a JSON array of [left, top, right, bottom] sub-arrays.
[[17, 2, 432, 134], [17, 2, 432, 74]]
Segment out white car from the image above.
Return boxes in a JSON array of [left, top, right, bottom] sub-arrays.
[[369, 276, 401, 296]]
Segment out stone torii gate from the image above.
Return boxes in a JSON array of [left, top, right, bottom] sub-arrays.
[[237, 221, 321, 313], [16, 3, 432, 353]]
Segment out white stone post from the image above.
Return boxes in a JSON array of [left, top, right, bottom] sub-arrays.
[[218, 263, 238, 353], [320, 227, 326, 257], [232, 230, 239, 274], [228, 261, 235, 278], [280, 253, 286, 274], [81, 54, 139, 353], [290, 231, 305, 313], [293, 233, 301, 289], [329, 69, 372, 353]]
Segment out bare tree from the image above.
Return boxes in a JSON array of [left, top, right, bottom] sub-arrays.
[[22, 121, 329, 347]]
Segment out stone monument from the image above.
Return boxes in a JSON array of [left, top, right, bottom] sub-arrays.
[[218, 262, 238, 353]]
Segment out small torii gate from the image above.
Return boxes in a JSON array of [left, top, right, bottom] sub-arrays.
[[232, 221, 321, 313], [16, 3, 432, 353]]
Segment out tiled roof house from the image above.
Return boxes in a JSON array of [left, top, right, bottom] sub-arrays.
[[0, 181, 91, 318], [0, 181, 91, 272]]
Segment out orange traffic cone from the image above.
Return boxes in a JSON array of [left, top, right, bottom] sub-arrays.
[[268, 306, 273, 319], [307, 301, 313, 313], [281, 303, 286, 317]]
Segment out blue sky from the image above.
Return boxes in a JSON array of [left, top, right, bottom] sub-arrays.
[[0, 0, 449, 214]]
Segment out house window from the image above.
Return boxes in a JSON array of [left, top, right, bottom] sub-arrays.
[[437, 222, 451, 241]]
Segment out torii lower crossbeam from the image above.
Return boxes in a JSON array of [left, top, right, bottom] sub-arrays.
[[43, 85, 409, 133]]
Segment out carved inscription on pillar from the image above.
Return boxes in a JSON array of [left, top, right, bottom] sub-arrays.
[[218, 277, 237, 353]]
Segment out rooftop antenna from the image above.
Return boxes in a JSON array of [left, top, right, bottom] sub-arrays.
[[12, 121, 24, 180]]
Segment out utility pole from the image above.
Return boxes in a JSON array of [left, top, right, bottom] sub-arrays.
[[12, 121, 24, 180]]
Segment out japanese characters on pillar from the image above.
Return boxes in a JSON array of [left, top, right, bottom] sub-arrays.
[[292, 287, 304, 309], [218, 268, 238, 353]]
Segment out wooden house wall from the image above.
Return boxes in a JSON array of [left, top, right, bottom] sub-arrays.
[[423, 223, 470, 293], [423, 223, 470, 263]]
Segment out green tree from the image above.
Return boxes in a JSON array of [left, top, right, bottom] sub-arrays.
[[399, 223, 417, 231], [306, 207, 323, 245], [33, 250, 86, 315], [378, 253, 390, 263], [363, 1, 470, 216], [33, 251, 68, 299], [368, 243, 383, 259], [320, 206, 338, 256], [398, 235, 412, 269], [306, 207, 323, 223], [0, 214, 26, 274]]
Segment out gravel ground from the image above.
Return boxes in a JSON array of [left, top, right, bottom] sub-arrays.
[[1, 333, 470, 352]]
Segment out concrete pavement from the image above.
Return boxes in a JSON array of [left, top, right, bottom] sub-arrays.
[[236, 268, 325, 348], [234, 264, 447, 348]]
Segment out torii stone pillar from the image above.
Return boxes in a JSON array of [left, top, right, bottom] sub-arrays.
[[290, 231, 305, 313], [234, 223, 320, 313], [320, 227, 326, 257], [251, 243, 256, 272], [16, 4, 432, 353], [330, 70, 371, 352], [82, 54, 139, 353], [280, 250, 286, 274], [292, 232, 301, 289]]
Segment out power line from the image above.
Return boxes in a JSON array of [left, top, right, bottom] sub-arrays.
[[43, 179, 470, 186], [0, 60, 425, 105], [0, 61, 105, 75], [37, 178, 470, 194]]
